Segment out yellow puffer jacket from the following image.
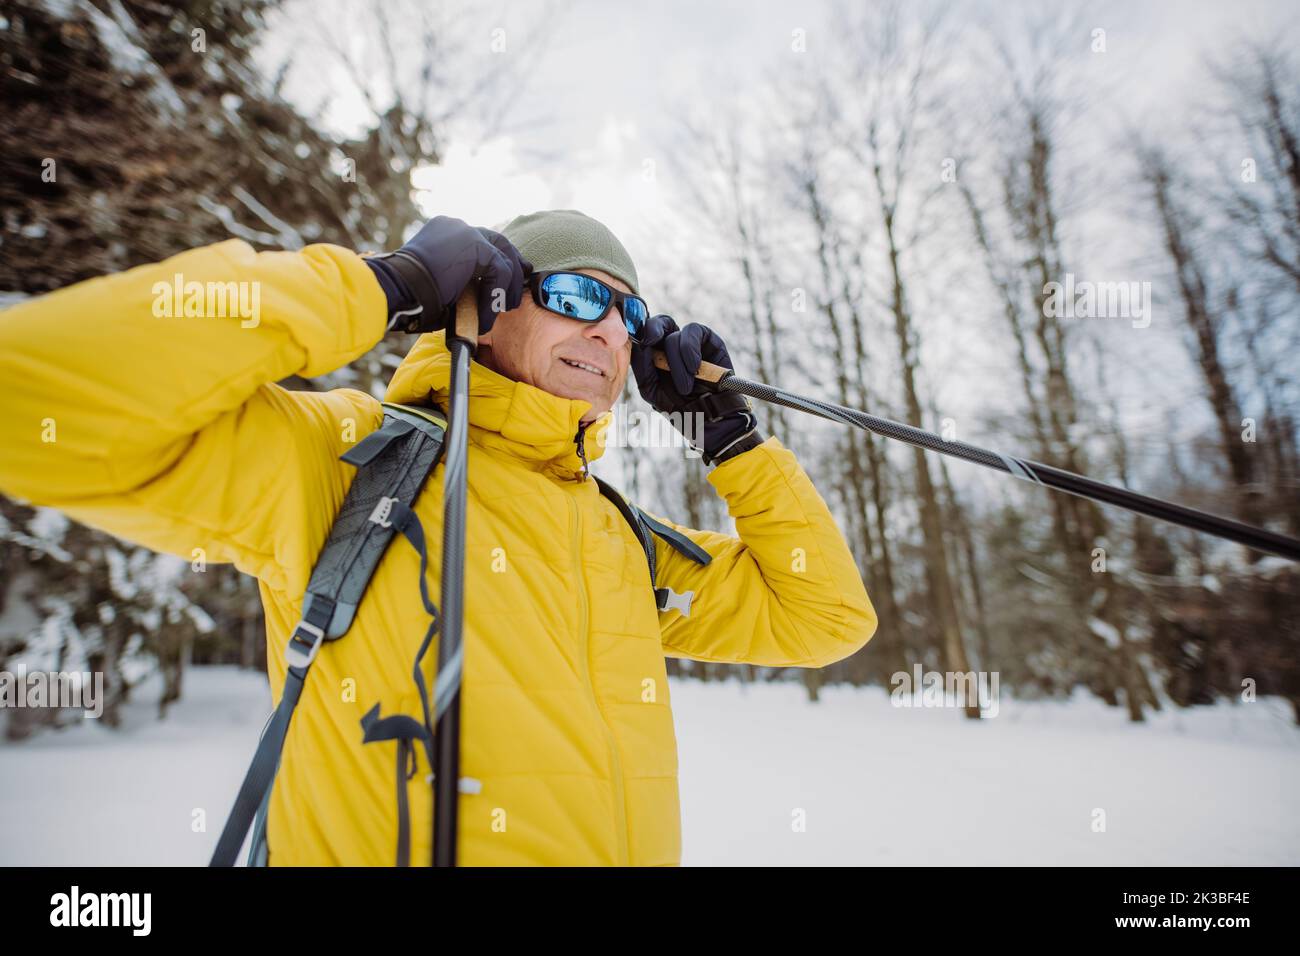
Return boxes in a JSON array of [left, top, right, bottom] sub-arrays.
[[0, 239, 877, 866]]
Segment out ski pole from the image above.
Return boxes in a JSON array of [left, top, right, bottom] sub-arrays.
[[432, 295, 477, 866], [655, 354, 1300, 563]]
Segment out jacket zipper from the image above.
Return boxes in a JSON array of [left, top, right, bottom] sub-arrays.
[[568, 430, 630, 865], [574, 422, 590, 481]]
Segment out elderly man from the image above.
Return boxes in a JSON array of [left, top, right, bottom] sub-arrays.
[[0, 211, 876, 866]]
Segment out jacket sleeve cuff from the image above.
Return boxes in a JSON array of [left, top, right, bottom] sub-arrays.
[[705, 426, 765, 465]]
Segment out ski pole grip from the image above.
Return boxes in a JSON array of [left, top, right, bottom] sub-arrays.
[[451, 291, 478, 348], [652, 350, 730, 384]]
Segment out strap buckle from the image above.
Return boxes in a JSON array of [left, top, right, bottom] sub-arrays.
[[656, 587, 694, 617], [369, 496, 398, 528], [285, 620, 326, 670]]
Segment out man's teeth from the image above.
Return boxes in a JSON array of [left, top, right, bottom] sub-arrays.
[[562, 359, 604, 377]]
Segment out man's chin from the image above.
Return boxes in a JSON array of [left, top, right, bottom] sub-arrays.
[[545, 379, 606, 412]]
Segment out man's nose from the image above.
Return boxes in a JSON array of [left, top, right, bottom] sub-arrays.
[[584, 308, 629, 350]]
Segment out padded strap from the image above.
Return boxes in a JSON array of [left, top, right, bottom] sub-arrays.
[[302, 405, 447, 639], [211, 403, 447, 867], [209, 593, 335, 867]]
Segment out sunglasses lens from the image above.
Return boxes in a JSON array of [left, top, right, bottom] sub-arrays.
[[622, 298, 648, 341], [539, 273, 611, 322]]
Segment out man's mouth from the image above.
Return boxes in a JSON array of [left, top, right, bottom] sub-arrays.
[[560, 358, 607, 378]]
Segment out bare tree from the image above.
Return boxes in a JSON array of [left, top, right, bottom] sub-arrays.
[[791, 128, 907, 684], [944, 13, 1157, 719], [1139, 145, 1264, 527], [838, 3, 979, 717]]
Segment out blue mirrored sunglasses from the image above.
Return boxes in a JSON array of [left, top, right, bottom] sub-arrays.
[[528, 270, 649, 343]]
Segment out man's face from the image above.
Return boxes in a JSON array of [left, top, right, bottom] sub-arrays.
[[476, 268, 633, 423]]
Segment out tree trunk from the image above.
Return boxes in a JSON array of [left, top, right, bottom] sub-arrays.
[[878, 201, 977, 718]]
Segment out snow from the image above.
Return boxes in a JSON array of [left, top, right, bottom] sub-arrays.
[[0, 668, 269, 866], [0, 667, 1296, 866], [230, 185, 305, 250], [0, 508, 74, 563], [1086, 616, 1123, 649], [70, 0, 185, 118], [25, 507, 69, 544], [195, 196, 280, 246], [675, 682, 1300, 866]]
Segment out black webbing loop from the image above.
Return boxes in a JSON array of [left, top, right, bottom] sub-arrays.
[[340, 418, 414, 467], [361, 703, 431, 867], [388, 498, 441, 772]]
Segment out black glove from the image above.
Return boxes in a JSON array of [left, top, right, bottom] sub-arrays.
[[630, 315, 764, 465], [364, 216, 532, 335]]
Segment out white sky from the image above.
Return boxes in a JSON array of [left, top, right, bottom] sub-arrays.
[[267, 0, 1297, 283], [261, 0, 1298, 494]]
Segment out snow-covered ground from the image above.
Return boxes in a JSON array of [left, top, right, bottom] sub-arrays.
[[1, 666, 1296, 866]]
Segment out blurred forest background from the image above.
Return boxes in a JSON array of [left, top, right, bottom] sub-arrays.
[[1, 0, 1296, 739]]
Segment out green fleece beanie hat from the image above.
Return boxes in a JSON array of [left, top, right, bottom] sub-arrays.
[[501, 209, 640, 296]]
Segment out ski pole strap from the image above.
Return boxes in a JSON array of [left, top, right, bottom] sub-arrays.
[[209, 594, 335, 867], [680, 390, 752, 423], [368, 249, 444, 334]]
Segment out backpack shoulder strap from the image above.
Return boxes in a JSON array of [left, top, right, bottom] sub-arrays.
[[302, 402, 448, 637], [211, 401, 447, 867], [639, 510, 714, 566], [593, 477, 711, 617]]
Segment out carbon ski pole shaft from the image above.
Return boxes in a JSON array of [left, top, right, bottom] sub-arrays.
[[433, 295, 477, 866], [654, 353, 1300, 563]]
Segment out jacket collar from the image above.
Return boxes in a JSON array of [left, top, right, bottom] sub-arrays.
[[383, 330, 613, 481]]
